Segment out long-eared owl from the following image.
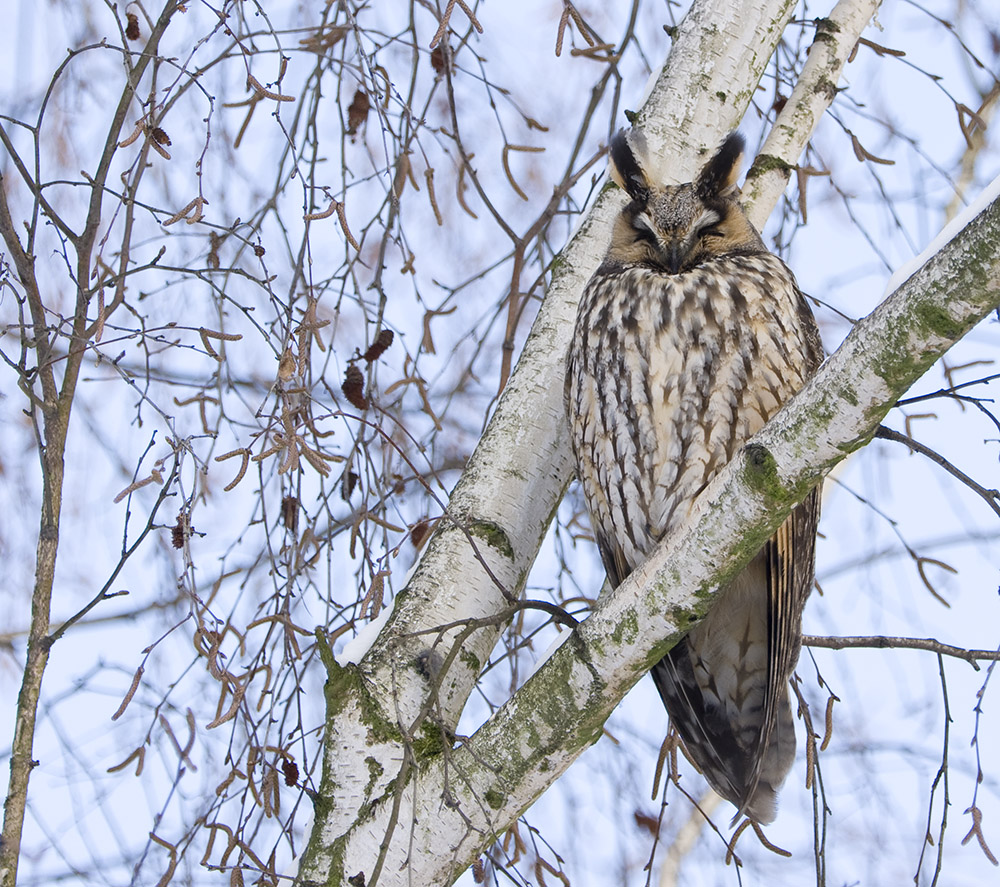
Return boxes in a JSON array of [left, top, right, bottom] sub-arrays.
[[566, 129, 822, 824]]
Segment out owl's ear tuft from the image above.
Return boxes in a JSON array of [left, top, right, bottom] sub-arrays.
[[608, 129, 650, 200], [697, 133, 744, 200]]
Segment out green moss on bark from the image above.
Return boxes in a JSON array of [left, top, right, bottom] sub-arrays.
[[742, 443, 783, 502], [610, 611, 638, 646], [323, 663, 404, 747], [747, 153, 793, 177], [459, 647, 482, 672], [914, 301, 964, 341], [413, 722, 449, 761], [365, 756, 384, 794], [469, 519, 514, 561]]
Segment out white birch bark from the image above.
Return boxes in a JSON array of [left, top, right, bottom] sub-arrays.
[[296, 0, 889, 883], [742, 0, 884, 229], [305, 179, 1000, 887]]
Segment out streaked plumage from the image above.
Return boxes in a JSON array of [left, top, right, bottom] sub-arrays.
[[566, 130, 822, 823]]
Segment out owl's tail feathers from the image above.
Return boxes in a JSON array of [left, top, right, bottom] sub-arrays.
[[650, 645, 796, 826], [732, 689, 797, 825]]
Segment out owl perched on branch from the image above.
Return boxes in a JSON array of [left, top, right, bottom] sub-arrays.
[[566, 129, 822, 824]]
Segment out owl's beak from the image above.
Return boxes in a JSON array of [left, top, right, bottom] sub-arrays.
[[665, 242, 684, 274]]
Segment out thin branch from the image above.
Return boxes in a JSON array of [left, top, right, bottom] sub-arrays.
[[0, 6, 184, 886], [895, 371, 1000, 406], [804, 635, 1000, 670], [875, 425, 1000, 519], [47, 456, 180, 646], [913, 653, 951, 886]]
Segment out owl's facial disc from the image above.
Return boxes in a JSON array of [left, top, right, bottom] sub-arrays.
[[632, 203, 725, 273]]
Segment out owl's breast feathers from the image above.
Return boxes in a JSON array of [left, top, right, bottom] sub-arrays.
[[566, 250, 821, 824], [568, 254, 819, 565]]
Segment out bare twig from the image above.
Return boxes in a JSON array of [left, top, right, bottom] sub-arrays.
[[804, 635, 1000, 669], [875, 425, 1000, 519]]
